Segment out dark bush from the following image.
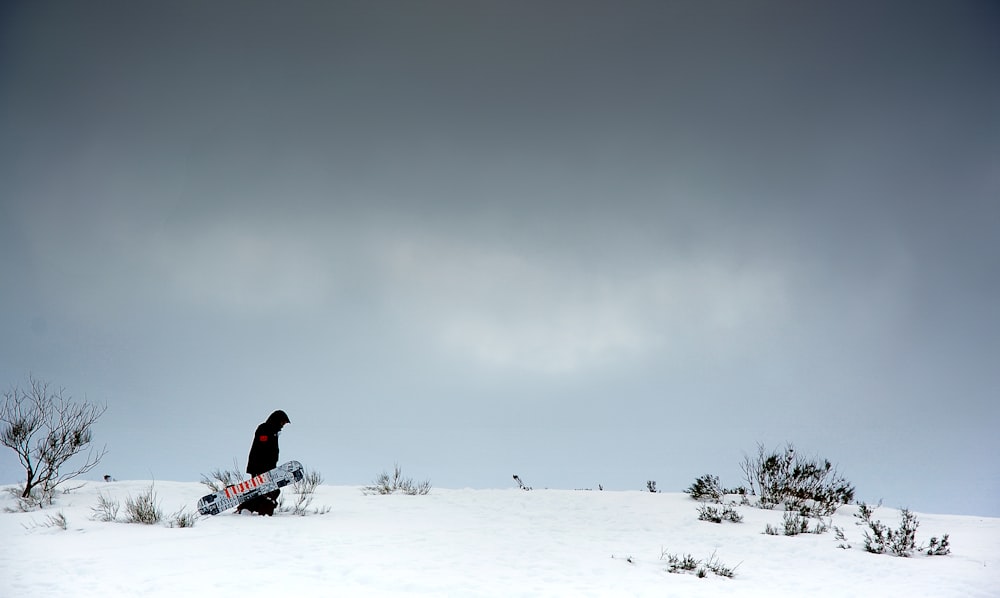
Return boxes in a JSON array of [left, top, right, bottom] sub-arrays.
[[740, 443, 854, 516], [685, 474, 723, 502]]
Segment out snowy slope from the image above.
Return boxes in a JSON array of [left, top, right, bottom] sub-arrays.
[[2, 481, 998, 597]]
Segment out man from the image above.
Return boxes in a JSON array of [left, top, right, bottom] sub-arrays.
[[237, 409, 291, 516]]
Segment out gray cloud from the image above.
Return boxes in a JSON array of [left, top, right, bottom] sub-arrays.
[[1, 0, 998, 516]]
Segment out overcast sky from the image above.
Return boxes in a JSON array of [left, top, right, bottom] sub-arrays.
[[1, 1, 998, 516]]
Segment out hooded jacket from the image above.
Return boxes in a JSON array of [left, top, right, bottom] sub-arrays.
[[246, 410, 290, 476]]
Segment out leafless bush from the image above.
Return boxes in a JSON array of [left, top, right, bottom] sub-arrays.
[[22, 510, 68, 531], [91, 492, 120, 522], [685, 474, 723, 502], [280, 467, 329, 515], [698, 504, 743, 523], [363, 463, 431, 496], [855, 503, 922, 557], [1, 376, 107, 504], [124, 484, 162, 524], [4, 486, 50, 512], [168, 507, 198, 528], [661, 548, 739, 579], [740, 442, 854, 516], [200, 460, 245, 493]]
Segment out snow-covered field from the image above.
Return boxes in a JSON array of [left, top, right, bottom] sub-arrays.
[[2, 480, 998, 597]]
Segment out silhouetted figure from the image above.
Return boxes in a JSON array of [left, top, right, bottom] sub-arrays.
[[237, 410, 290, 516]]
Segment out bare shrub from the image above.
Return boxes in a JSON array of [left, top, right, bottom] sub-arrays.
[[124, 484, 162, 524], [168, 507, 197, 528], [1, 376, 107, 504], [200, 460, 245, 493], [854, 502, 923, 557], [697, 504, 741, 524], [91, 492, 120, 522], [927, 535, 951, 556], [740, 442, 854, 516], [280, 467, 329, 515], [22, 510, 68, 531], [834, 525, 852, 549], [781, 511, 810, 536], [698, 504, 723, 523], [685, 474, 723, 502], [363, 463, 431, 496], [661, 548, 739, 579], [4, 486, 50, 512]]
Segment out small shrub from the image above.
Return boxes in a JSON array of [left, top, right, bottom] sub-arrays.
[[91, 492, 120, 522], [661, 548, 738, 579], [48, 511, 68, 530], [168, 507, 197, 528], [281, 467, 328, 515], [4, 486, 54, 512], [43, 510, 68, 530], [698, 504, 742, 524], [685, 474, 723, 502], [890, 509, 920, 556], [362, 463, 431, 496], [834, 525, 851, 549], [22, 510, 68, 531], [740, 442, 854, 515], [854, 502, 926, 557], [200, 461, 245, 493], [927, 535, 951, 556], [782, 511, 810, 536], [124, 484, 163, 524], [766, 511, 822, 536], [698, 505, 722, 523], [811, 518, 830, 534], [704, 550, 739, 578], [662, 551, 700, 573]]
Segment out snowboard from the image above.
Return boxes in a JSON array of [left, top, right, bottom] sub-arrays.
[[197, 460, 304, 516]]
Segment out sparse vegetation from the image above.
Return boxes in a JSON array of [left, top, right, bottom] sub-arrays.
[[740, 443, 854, 516], [854, 502, 926, 557], [661, 548, 739, 579], [685, 474, 723, 502], [280, 467, 329, 515], [4, 486, 47, 512], [22, 510, 68, 531], [1, 376, 107, 506], [363, 463, 431, 496], [91, 488, 196, 527], [926, 535, 951, 556], [91, 492, 120, 522], [168, 507, 197, 528], [774, 511, 808, 536], [765, 511, 829, 536], [124, 484, 163, 524], [200, 461, 245, 493], [698, 504, 743, 523], [834, 525, 852, 549]]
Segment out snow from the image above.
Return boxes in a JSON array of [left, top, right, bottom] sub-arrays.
[[3, 481, 998, 597]]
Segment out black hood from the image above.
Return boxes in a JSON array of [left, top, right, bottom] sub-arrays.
[[266, 410, 290, 426]]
